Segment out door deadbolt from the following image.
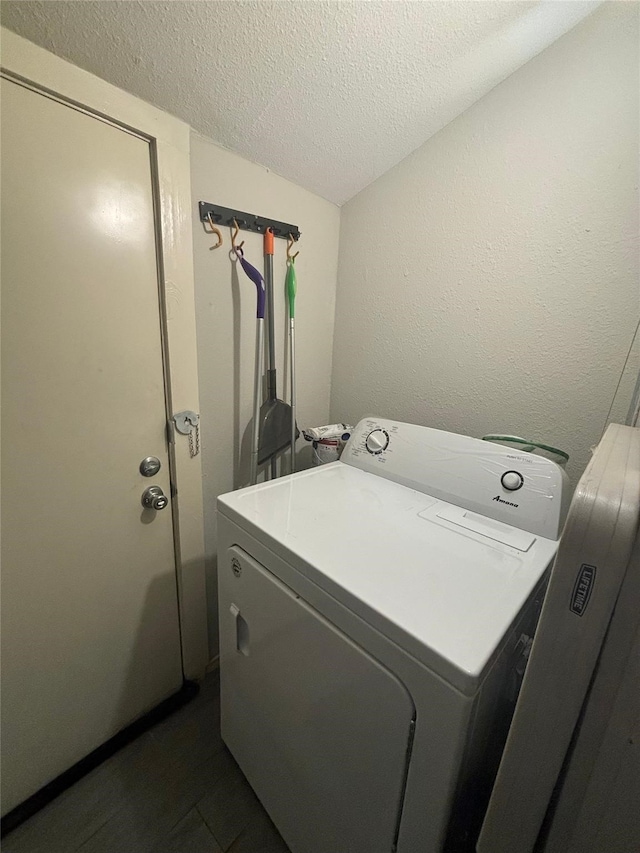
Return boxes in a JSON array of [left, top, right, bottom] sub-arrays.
[[141, 486, 169, 511], [140, 456, 161, 477]]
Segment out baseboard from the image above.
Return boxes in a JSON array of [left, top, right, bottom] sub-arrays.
[[1, 679, 199, 838]]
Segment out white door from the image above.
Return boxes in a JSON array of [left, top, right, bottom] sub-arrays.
[[1, 78, 183, 815], [219, 546, 416, 853]]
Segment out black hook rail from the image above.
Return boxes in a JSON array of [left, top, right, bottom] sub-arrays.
[[199, 202, 300, 241]]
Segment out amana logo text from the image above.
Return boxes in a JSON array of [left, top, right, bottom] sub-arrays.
[[492, 495, 519, 508]]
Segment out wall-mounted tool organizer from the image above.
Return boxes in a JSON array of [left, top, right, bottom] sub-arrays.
[[199, 201, 300, 241]]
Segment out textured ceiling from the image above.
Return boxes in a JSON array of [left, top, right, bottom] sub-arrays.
[[1, 1, 601, 204]]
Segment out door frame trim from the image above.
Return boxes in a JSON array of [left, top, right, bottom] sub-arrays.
[[1, 27, 208, 679]]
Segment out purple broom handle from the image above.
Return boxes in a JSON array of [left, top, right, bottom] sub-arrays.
[[236, 247, 265, 319]]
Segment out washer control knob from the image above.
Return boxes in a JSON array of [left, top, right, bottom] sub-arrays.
[[501, 471, 524, 491], [365, 429, 389, 455]]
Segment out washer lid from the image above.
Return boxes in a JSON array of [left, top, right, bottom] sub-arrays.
[[218, 464, 558, 694]]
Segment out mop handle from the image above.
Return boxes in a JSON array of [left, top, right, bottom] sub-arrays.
[[263, 229, 277, 480], [250, 319, 264, 485], [286, 260, 297, 473], [264, 228, 276, 390], [286, 258, 296, 320]]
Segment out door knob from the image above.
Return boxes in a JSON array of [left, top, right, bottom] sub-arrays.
[[141, 486, 169, 511]]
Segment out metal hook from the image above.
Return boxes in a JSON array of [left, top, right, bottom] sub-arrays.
[[231, 219, 245, 254], [287, 233, 299, 261], [205, 212, 223, 250]]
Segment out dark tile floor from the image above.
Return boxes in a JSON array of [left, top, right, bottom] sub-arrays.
[[3, 671, 290, 853]]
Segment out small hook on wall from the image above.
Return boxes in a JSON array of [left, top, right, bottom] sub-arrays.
[[204, 212, 223, 250], [287, 233, 299, 262], [231, 219, 245, 255]]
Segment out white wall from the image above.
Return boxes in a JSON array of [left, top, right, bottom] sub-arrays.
[[330, 2, 639, 488], [191, 133, 340, 657]]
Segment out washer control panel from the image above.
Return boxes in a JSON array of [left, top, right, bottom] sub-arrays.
[[341, 417, 569, 540], [501, 471, 524, 491], [365, 428, 389, 454]]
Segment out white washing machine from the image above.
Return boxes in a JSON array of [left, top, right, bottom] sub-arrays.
[[217, 418, 569, 853]]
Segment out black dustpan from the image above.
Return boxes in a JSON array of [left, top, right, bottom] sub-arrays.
[[258, 382, 298, 465]]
